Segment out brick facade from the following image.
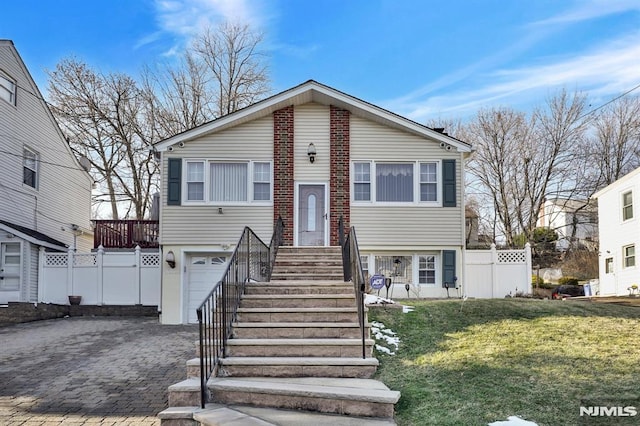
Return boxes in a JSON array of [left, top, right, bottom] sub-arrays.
[[329, 106, 351, 245], [273, 106, 295, 245]]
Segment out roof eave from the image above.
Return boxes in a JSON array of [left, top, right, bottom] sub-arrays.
[[154, 80, 473, 152]]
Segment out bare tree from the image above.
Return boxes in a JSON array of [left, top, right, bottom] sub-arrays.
[[192, 21, 270, 117], [47, 22, 271, 219], [588, 95, 640, 187], [465, 90, 588, 246], [48, 58, 158, 219], [466, 107, 532, 246]]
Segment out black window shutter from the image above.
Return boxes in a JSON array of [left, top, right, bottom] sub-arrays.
[[167, 158, 182, 206], [442, 250, 456, 288], [442, 159, 456, 207]]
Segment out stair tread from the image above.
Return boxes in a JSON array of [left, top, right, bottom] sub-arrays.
[[208, 377, 400, 404], [227, 338, 374, 345], [233, 322, 367, 328], [238, 307, 359, 313], [256, 281, 350, 286], [220, 357, 379, 366], [242, 294, 355, 299]]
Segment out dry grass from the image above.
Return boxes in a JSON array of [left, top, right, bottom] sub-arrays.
[[370, 298, 640, 426]]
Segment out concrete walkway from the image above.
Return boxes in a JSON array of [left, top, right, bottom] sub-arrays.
[[0, 317, 198, 425]]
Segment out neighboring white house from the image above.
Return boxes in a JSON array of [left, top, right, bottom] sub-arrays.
[[154, 80, 473, 324], [0, 40, 93, 304], [537, 198, 598, 251], [593, 167, 640, 296]]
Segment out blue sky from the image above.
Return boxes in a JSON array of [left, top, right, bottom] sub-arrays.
[[2, 0, 639, 122]]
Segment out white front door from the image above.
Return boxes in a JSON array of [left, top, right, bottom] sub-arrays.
[[0, 242, 22, 304], [297, 184, 327, 246], [186, 254, 228, 323]]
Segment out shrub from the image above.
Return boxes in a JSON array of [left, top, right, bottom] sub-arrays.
[[558, 276, 579, 286], [532, 275, 544, 287]]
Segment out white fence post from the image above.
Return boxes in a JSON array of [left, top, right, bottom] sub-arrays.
[[135, 245, 142, 305], [67, 249, 74, 297], [38, 247, 46, 301], [490, 243, 497, 298], [525, 242, 532, 293], [97, 245, 104, 305]]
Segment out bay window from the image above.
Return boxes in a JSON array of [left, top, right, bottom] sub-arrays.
[[183, 160, 271, 204], [353, 161, 440, 204]]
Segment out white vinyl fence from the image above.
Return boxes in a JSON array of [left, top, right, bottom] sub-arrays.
[[464, 243, 532, 298], [38, 246, 161, 306]]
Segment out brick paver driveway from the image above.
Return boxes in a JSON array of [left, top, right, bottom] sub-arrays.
[[0, 317, 198, 425]]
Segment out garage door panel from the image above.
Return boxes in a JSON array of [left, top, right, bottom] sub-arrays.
[[187, 255, 227, 323]]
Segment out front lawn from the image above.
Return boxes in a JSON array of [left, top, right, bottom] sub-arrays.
[[369, 298, 640, 426]]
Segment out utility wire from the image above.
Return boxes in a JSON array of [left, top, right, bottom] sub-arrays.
[[0, 146, 88, 172], [577, 82, 640, 121]]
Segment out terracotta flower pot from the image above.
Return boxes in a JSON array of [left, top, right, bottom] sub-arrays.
[[68, 295, 82, 305]]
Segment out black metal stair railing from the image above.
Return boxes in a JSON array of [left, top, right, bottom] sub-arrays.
[[196, 218, 283, 408], [338, 216, 367, 359]]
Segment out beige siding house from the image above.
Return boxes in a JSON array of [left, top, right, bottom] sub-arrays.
[[155, 80, 472, 324], [0, 40, 93, 304]]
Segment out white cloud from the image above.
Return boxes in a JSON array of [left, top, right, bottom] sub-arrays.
[[138, 0, 266, 51], [529, 0, 640, 27], [387, 31, 640, 122], [386, 1, 640, 122]]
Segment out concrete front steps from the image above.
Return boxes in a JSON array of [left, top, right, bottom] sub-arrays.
[[160, 246, 400, 424]]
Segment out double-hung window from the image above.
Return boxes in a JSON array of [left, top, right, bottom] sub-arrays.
[[420, 163, 437, 202], [624, 245, 635, 268], [622, 191, 633, 221], [23, 147, 38, 188], [0, 70, 16, 105], [253, 162, 271, 201], [186, 161, 205, 201], [353, 161, 439, 204], [418, 255, 436, 284], [354, 163, 371, 201]]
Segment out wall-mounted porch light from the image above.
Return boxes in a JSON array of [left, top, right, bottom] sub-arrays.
[[165, 250, 176, 269], [307, 143, 317, 163]]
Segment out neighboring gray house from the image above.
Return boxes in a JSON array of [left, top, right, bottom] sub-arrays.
[[0, 40, 93, 304], [154, 80, 473, 324]]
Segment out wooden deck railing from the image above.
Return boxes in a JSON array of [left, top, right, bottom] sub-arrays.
[[93, 220, 159, 249]]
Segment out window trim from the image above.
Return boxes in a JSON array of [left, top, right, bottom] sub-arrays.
[[351, 160, 442, 206], [623, 244, 635, 268], [605, 257, 613, 274], [185, 161, 205, 201], [418, 254, 437, 285], [622, 190, 633, 221], [22, 147, 39, 189], [0, 70, 17, 105], [182, 159, 273, 206]]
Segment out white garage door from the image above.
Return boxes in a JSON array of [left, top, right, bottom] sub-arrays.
[[187, 255, 228, 323]]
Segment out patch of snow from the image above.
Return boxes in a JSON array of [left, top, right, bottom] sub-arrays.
[[488, 416, 538, 426], [370, 320, 400, 355], [365, 293, 414, 314], [375, 344, 395, 355]]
